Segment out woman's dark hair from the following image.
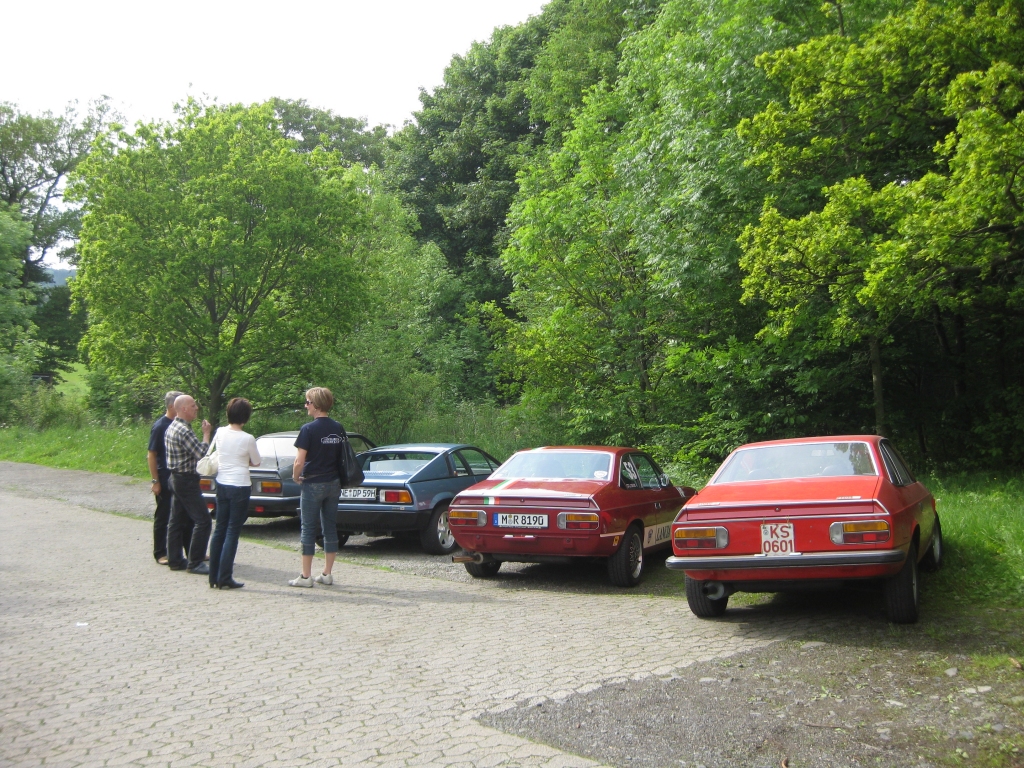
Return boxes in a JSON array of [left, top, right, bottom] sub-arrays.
[[226, 397, 252, 426]]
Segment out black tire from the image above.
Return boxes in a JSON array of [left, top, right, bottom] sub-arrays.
[[921, 517, 943, 571], [420, 504, 458, 555], [685, 575, 729, 618], [465, 560, 502, 578], [607, 524, 644, 587], [884, 542, 919, 624]]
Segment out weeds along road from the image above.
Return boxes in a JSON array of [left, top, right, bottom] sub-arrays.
[[1, 461, 1021, 768]]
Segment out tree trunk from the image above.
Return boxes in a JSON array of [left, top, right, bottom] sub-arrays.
[[868, 335, 887, 437], [207, 376, 228, 429]]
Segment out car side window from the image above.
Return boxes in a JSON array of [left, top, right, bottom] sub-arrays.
[[456, 449, 496, 476], [629, 454, 663, 490], [451, 452, 473, 477], [620, 456, 641, 490], [879, 442, 910, 486], [880, 441, 916, 485]]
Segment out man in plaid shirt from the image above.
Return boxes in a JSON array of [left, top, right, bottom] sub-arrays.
[[165, 394, 214, 573]]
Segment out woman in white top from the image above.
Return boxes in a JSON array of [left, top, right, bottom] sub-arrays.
[[208, 398, 261, 589]]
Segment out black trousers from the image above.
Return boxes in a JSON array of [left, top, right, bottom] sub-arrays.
[[154, 469, 194, 560], [167, 472, 211, 570]]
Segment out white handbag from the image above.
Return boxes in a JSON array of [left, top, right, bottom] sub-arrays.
[[197, 435, 219, 477]]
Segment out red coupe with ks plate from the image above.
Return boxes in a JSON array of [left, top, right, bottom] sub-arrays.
[[449, 446, 695, 586], [666, 436, 942, 623]]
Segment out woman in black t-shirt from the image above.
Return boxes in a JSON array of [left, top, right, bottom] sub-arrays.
[[289, 387, 346, 587]]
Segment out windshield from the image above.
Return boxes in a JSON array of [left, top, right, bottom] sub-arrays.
[[492, 451, 613, 481], [360, 451, 439, 475], [713, 442, 877, 483]]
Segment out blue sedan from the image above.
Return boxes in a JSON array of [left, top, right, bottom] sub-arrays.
[[336, 444, 502, 554]]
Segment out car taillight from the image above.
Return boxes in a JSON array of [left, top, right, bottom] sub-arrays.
[[260, 481, 282, 494], [199, 478, 214, 492], [829, 520, 890, 544], [381, 489, 412, 504], [556, 512, 600, 530], [674, 526, 729, 549], [449, 509, 486, 526]]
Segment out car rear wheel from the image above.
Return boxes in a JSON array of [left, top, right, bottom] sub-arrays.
[[420, 504, 458, 555], [684, 575, 729, 618], [607, 524, 644, 587], [465, 560, 501, 578], [921, 517, 943, 571], [884, 542, 919, 624]]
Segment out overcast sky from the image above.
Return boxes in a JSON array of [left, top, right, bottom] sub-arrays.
[[2, 0, 548, 129]]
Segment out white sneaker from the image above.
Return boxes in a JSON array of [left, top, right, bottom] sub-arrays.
[[314, 572, 333, 585], [289, 574, 313, 587]]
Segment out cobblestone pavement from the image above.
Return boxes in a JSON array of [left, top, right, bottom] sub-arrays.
[[0, 485, 812, 767]]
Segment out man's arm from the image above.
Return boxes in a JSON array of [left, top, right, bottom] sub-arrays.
[[293, 448, 307, 484], [147, 451, 161, 496]]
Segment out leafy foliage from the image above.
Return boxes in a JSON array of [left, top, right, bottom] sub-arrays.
[[71, 100, 367, 424]]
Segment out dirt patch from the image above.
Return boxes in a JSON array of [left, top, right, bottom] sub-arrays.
[[482, 596, 1024, 768]]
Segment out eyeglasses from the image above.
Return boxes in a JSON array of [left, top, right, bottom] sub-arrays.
[[304, 400, 313, 406]]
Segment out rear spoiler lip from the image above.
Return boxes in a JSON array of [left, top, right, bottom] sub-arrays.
[[683, 498, 890, 515]]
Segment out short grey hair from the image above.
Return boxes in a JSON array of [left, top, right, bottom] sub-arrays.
[[165, 390, 185, 409]]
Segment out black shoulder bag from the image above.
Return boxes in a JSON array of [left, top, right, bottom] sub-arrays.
[[338, 428, 365, 488]]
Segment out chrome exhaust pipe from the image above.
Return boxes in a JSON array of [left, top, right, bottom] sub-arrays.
[[452, 553, 484, 564], [703, 581, 727, 600]]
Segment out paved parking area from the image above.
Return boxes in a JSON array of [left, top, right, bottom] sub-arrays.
[[1, 469, 810, 767]]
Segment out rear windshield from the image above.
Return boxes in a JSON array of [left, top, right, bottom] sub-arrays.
[[360, 451, 439, 475], [492, 451, 612, 481], [256, 438, 298, 469], [713, 442, 877, 483]]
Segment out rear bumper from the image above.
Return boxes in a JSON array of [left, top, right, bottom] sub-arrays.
[[335, 506, 428, 533], [452, 531, 621, 558], [202, 493, 299, 517], [666, 548, 907, 582], [666, 549, 906, 570]]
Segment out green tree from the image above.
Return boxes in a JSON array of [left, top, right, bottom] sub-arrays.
[[0, 207, 36, 420], [32, 282, 87, 378], [0, 101, 108, 286], [271, 98, 388, 166], [71, 100, 366, 423]]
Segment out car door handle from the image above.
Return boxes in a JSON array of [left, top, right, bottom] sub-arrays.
[[655, 502, 662, 509]]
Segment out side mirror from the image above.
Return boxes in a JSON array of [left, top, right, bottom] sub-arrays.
[[659, 473, 671, 488]]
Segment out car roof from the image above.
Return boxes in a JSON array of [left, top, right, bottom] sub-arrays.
[[368, 443, 471, 453], [514, 445, 631, 455], [257, 431, 370, 440], [732, 435, 882, 451]]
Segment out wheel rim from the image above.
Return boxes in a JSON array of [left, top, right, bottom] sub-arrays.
[[629, 532, 643, 579], [437, 509, 455, 549]]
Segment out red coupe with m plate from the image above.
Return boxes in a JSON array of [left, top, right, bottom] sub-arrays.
[[449, 446, 694, 586], [666, 436, 942, 623]]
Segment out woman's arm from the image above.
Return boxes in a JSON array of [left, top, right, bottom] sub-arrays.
[[293, 448, 307, 483]]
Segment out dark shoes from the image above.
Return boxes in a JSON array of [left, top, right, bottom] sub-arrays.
[[168, 563, 188, 571], [218, 579, 244, 590], [186, 563, 210, 575]]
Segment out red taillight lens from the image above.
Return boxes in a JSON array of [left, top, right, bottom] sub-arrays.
[[199, 479, 213, 492], [829, 520, 890, 545], [254, 506, 265, 513], [260, 481, 282, 494], [557, 512, 600, 530], [449, 510, 485, 526], [381, 490, 412, 504], [673, 527, 728, 549]]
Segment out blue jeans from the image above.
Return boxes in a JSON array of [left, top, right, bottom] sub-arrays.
[[300, 479, 341, 556], [210, 483, 251, 585]]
